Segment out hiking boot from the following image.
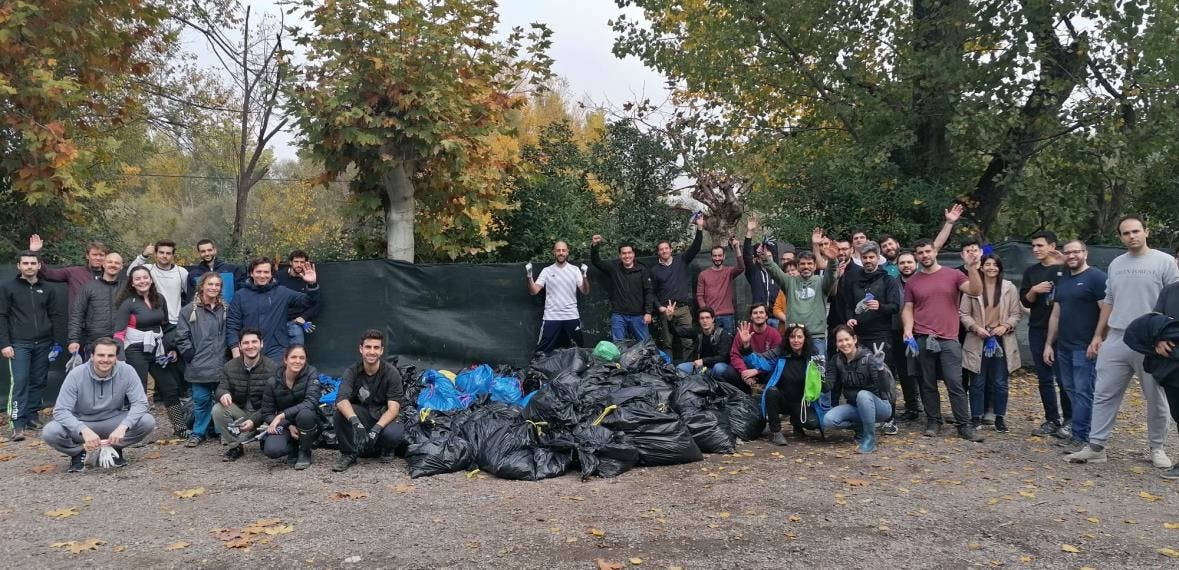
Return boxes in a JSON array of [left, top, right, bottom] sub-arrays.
[[1053, 424, 1072, 440], [110, 448, 127, 468], [1161, 466, 1179, 480], [982, 412, 995, 426], [285, 442, 299, 467], [1057, 439, 1086, 454], [994, 416, 1008, 433], [922, 420, 941, 438], [294, 431, 316, 470], [771, 432, 788, 446], [11, 427, 26, 441], [1148, 448, 1174, 469], [333, 454, 357, 472], [971, 416, 983, 430], [898, 410, 921, 422], [1032, 420, 1060, 436], [68, 451, 87, 473], [223, 444, 244, 462], [184, 434, 203, 448], [881, 420, 898, 435], [958, 425, 984, 442], [1066, 444, 1107, 464], [857, 428, 877, 453]]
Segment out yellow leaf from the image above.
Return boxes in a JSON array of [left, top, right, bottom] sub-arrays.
[[1159, 548, 1179, 558], [629, 557, 643, 565], [165, 541, 190, 551], [390, 484, 415, 493], [262, 524, 294, 536], [561, 495, 586, 501], [719, 512, 731, 519], [51, 538, 104, 554], [45, 507, 80, 519], [1018, 490, 1036, 499], [1139, 491, 1163, 502], [1019, 555, 1032, 563], [1061, 544, 1081, 553], [1086, 517, 1099, 523], [173, 487, 207, 499], [788, 515, 801, 522], [332, 490, 368, 500], [1130, 466, 1147, 474], [1164, 523, 1179, 529], [589, 528, 606, 537]]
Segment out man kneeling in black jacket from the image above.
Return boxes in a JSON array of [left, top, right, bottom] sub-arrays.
[[332, 329, 407, 472], [668, 304, 738, 384]]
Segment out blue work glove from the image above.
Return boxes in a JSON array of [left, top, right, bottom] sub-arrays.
[[154, 353, 173, 367], [48, 343, 63, 362], [301, 321, 316, 334], [855, 292, 876, 315], [904, 337, 920, 357], [983, 336, 1003, 358]]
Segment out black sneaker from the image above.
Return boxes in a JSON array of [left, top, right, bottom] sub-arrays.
[[994, 416, 1008, 433], [922, 420, 941, 438], [958, 425, 985, 442], [68, 451, 87, 473], [898, 410, 921, 422], [1031, 420, 1060, 436], [223, 444, 244, 462], [111, 448, 127, 468], [1160, 466, 1179, 481], [770, 432, 788, 446], [332, 454, 358, 472], [11, 427, 26, 441], [971, 417, 983, 430]]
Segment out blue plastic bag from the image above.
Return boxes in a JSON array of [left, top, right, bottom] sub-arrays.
[[318, 374, 342, 406], [519, 390, 538, 408], [417, 370, 467, 412], [456, 364, 494, 396], [743, 353, 774, 373], [490, 376, 524, 405]]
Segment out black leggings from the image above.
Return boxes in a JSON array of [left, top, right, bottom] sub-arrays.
[[1162, 383, 1179, 425], [124, 343, 183, 406], [261, 408, 320, 458], [764, 386, 804, 433]]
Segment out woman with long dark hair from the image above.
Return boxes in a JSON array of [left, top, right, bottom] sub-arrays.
[[960, 254, 1023, 433], [739, 323, 820, 445], [821, 325, 894, 453], [113, 265, 187, 436], [175, 272, 228, 447], [260, 345, 322, 470]]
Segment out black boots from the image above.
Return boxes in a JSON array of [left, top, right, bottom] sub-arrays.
[[165, 404, 188, 438], [294, 428, 317, 470]]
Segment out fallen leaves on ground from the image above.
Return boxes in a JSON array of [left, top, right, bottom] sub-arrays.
[[45, 507, 80, 519], [173, 487, 206, 499], [588, 528, 606, 537], [165, 541, 190, 551], [0, 453, 15, 462], [51, 538, 104, 554], [29, 464, 56, 474], [1159, 548, 1179, 558], [332, 490, 368, 500], [1061, 544, 1081, 553], [390, 484, 415, 493], [560, 495, 585, 501], [594, 559, 623, 570], [629, 557, 643, 565], [844, 478, 870, 487], [1165, 523, 1179, 529], [1139, 491, 1163, 502], [212, 519, 293, 549]]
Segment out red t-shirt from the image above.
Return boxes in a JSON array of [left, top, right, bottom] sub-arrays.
[[903, 267, 968, 340]]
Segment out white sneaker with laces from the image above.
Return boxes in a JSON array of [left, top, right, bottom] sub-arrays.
[[1148, 448, 1173, 469], [1066, 445, 1107, 464]]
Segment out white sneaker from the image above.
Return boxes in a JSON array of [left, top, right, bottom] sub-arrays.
[[1066, 445, 1108, 464], [1148, 448, 1173, 469]]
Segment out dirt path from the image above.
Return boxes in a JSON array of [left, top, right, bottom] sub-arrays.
[[2, 372, 1177, 569]]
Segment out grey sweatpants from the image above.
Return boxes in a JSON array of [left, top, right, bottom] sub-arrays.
[[1088, 329, 1171, 450], [42, 413, 157, 456]]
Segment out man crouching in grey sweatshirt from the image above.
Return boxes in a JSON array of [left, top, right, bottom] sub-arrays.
[[42, 337, 156, 472]]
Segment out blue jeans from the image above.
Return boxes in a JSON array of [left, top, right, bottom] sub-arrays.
[[1028, 327, 1069, 423], [610, 314, 650, 343], [708, 362, 739, 385], [811, 338, 827, 363], [190, 382, 217, 438], [1057, 348, 1096, 442], [288, 321, 305, 347], [8, 339, 51, 427], [676, 362, 697, 375], [714, 315, 735, 336], [970, 354, 1009, 417], [823, 390, 892, 432]]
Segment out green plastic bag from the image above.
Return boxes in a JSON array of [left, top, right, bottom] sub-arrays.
[[592, 340, 621, 363], [802, 360, 823, 403]]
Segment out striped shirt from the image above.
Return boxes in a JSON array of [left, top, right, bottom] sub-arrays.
[[536, 263, 583, 321]]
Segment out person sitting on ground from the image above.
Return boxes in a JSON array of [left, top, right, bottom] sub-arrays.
[[821, 325, 894, 453], [260, 345, 321, 470], [332, 329, 407, 472], [728, 303, 782, 393], [41, 338, 156, 472], [213, 328, 277, 462], [667, 304, 735, 381], [960, 254, 1024, 434], [739, 323, 821, 445]]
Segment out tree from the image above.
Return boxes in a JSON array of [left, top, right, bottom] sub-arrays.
[[286, 0, 554, 261]]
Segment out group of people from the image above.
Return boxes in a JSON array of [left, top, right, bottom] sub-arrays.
[[526, 209, 1179, 476], [0, 238, 399, 472]]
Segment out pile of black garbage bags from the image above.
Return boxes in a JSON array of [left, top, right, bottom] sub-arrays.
[[398, 340, 765, 481]]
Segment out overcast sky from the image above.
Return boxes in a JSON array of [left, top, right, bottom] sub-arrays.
[[191, 0, 670, 160]]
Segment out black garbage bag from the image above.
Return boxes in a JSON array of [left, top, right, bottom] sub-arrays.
[[620, 371, 674, 409], [718, 382, 766, 441], [601, 401, 702, 466], [474, 419, 573, 481], [523, 369, 581, 430], [573, 424, 640, 479], [575, 364, 623, 423], [669, 374, 736, 454], [530, 347, 588, 380], [617, 338, 663, 372], [403, 409, 476, 478]]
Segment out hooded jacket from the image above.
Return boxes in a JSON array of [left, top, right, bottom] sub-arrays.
[[959, 280, 1025, 373], [226, 279, 319, 356], [843, 265, 903, 339], [176, 299, 228, 384], [1125, 312, 1179, 385], [824, 346, 893, 405], [0, 275, 65, 347], [590, 244, 656, 316], [52, 360, 150, 434], [742, 237, 781, 305], [671, 323, 734, 367], [68, 277, 122, 346], [261, 364, 322, 424], [217, 355, 277, 425]]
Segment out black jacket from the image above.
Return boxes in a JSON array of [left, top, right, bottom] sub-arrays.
[[216, 355, 277, 425], [843, 266, 903, 339], [824, 347, 893, 405], [0, 275, 65, 347], [671, 324, 733, 367], [262, 364, 322, 424], [649, 230, 702, 306], [1125, 312, 1179, 386], [590, 245, 656, 316], [742, 237, 781, 305], [68, 277, 122, 346]]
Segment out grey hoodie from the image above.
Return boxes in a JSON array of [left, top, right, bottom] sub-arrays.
[[53, 361, 150, 434]]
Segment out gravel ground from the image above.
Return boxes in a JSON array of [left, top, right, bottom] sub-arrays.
[[2, 371, 1178, 569]]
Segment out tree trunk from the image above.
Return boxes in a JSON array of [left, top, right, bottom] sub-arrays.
[[231, 177, 250, 250], [904, 0, 968, 178], [382, 161, 416, 261]]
